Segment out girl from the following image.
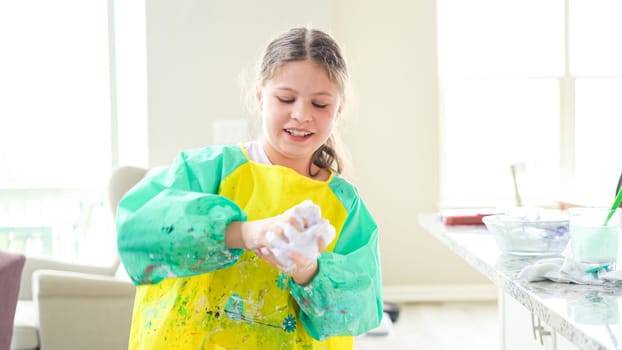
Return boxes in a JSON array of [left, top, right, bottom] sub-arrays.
[[117, 27, 382, 349]]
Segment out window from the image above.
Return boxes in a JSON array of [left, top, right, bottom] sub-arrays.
[[0, 1, 147, 264], [0, 1, 113, 189], [438, 0, 622, 208]]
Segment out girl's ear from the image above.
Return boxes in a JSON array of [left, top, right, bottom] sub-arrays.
[[336, 96, 346, 117], [255, 85, 263, 110]]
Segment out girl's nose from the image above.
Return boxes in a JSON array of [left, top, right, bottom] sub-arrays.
[[291, 103, 312, 122]]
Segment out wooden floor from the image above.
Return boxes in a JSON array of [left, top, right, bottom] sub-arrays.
[[355, 301, 500, 349]]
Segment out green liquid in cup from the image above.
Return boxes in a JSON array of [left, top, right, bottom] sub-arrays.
[[571, 225, 619, 264]]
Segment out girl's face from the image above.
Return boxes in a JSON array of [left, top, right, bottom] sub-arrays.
[[256, 59, 343, 175]]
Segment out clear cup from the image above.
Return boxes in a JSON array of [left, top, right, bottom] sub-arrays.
[[568, 207, 621, 270]]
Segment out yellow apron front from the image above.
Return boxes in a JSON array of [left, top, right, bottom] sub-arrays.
[[127, 157, 353, 349]]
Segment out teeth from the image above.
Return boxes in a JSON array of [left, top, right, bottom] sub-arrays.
[[286, 129, 311, 137]]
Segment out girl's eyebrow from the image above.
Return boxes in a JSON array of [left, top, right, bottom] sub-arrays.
[[275, 87, 334, 97], [274, 87, 297, 93]]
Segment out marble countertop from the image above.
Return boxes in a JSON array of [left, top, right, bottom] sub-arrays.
[[418, 213, 622, 350]]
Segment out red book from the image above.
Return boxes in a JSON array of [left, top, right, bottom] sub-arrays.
[[440, 208, 499, 225]]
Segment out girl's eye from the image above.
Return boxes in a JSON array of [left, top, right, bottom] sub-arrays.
[[277, 97, 294, 104], [312, 102, 328, 109]]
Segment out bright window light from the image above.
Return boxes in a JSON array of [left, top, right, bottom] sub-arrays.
[[570, 0, 622, 76], [439, 0, 622, 208], [575, 78, 622, 204], [0, 0, 112, 188], [0, 1, 147, 265], [438, 0, 564, 78], [441, 79, 560, 206]]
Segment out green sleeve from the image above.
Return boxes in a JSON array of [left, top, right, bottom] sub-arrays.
[[117, 147, 247, 285], [289, 193, 383, 340]]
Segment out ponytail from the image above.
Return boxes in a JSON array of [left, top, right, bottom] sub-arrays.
[[309, 135, 342, 177]]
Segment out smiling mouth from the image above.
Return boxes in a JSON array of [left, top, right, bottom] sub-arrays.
[[285, 129, 312, 137]]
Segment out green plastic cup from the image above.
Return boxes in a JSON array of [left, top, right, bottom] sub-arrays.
[[569, 207, 621, 269]]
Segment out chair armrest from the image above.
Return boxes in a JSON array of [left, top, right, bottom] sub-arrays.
[[33, 269, 134, 298], [33, 270, 135, 350], [19, 257, 119, 300]]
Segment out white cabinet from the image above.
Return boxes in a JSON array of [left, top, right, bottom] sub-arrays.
[[500, 291, 578, 350]]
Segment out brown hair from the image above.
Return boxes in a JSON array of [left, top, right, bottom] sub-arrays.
[[258, 27, 349, 176]]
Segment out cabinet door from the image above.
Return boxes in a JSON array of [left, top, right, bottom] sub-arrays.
[[500, 291, 556, 350]]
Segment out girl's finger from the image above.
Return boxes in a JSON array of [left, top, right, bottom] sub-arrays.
[[264, 224, 289, 246], [256, 249, 281, 267], [317, 237, 327, 251], [284, 215, 304, 232], [286, 251, 311, 269]]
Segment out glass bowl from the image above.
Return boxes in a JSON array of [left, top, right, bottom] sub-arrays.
[[482, 210, 570, 256]]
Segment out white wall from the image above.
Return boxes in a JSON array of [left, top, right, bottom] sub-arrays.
[[146, 0, 333, 165], [332, 0, 490, 291], [144, 0, 492, 299]]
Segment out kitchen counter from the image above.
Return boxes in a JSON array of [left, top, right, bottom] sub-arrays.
[[418, 213, 622, 350]]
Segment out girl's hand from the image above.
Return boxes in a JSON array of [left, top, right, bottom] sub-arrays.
[[241, 215, 307, 250], [256, 236, 328, 285], [256, 248, 318, 285], [228, 214, 307, 251]]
